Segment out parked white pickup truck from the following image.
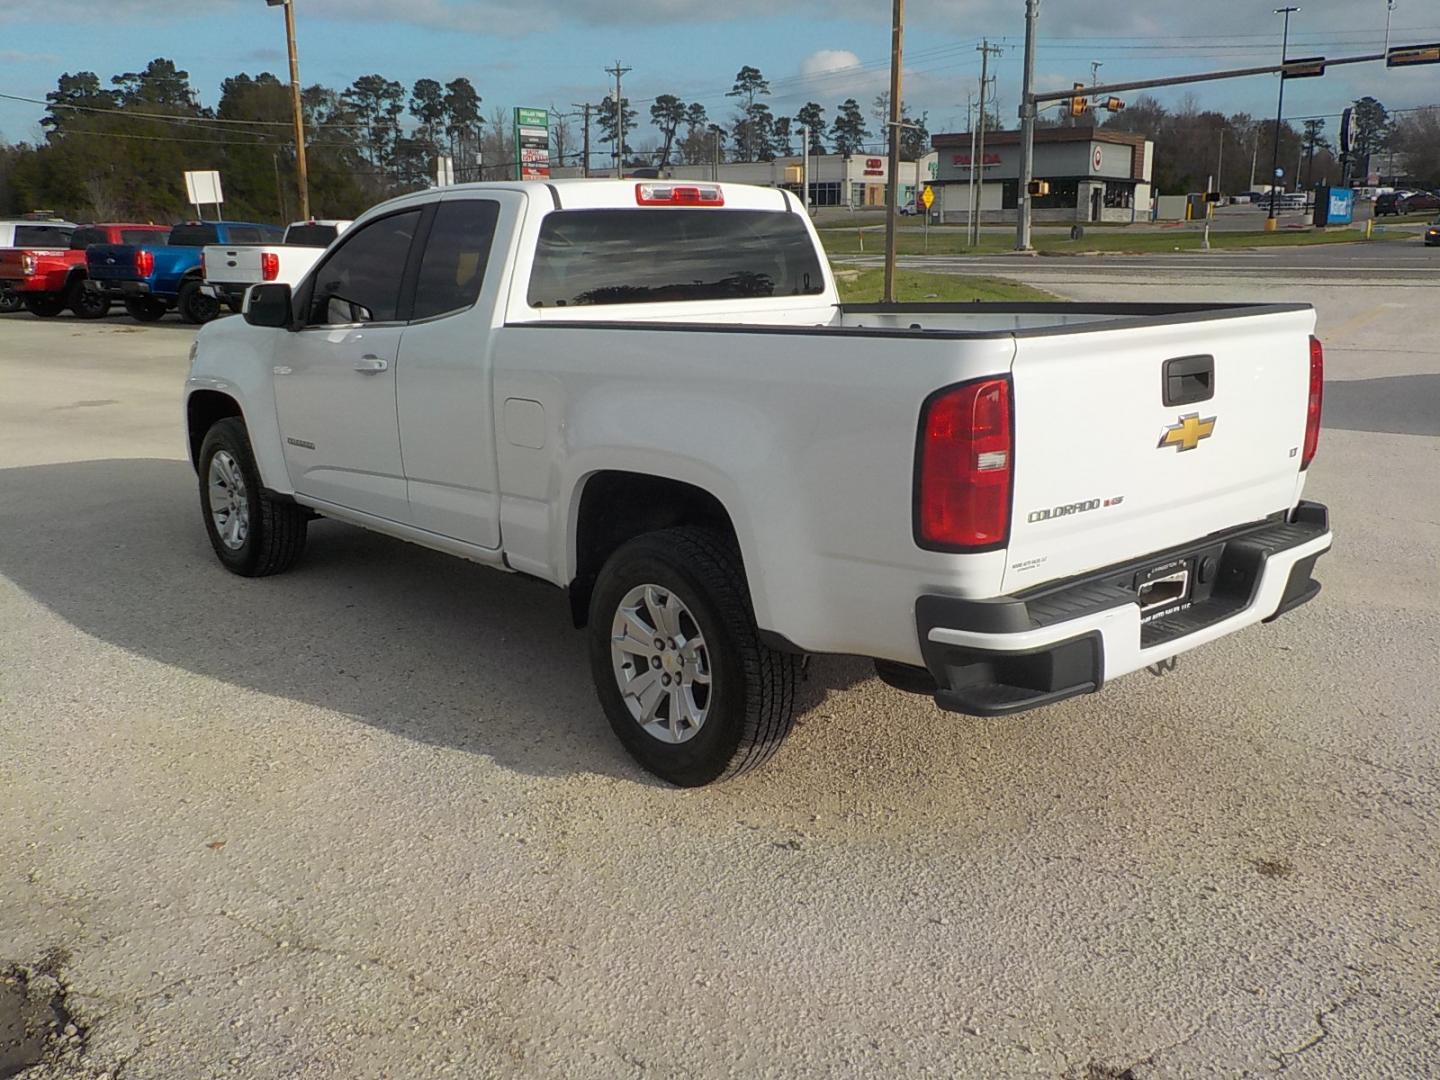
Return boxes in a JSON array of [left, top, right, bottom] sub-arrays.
[[200, 219, 351, 313], [184, 180, 1331, 785]]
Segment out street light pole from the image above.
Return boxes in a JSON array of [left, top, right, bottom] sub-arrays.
[[1384, 0, 1397, 54], [268, 0, 310, 221], [1268, 6, 1298, 227], [1015, 0, 1039, 251]]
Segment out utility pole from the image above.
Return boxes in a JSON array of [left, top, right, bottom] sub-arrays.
[[571, 102, 592, 176], [882, 0, 905, 303], [971, 40, 1002, 247], [267, 0, 309, 220], [966, 95, 978, 244], [1015, 0, 1040, 250], [1384, 0, 1397, 54], [1268, 7, 1299, 227], [604, 61, 631, 175], [1216, 128, 1225, 192]]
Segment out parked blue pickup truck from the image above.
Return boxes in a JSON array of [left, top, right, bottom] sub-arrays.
[[86, 220, 283, 323]]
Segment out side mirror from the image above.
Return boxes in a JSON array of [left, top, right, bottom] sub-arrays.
[[244, 283, 293, 328]]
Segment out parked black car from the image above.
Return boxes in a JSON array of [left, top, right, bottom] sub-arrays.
[[1425, 217, 1440, 247], [1374, 192, 1406, 216]]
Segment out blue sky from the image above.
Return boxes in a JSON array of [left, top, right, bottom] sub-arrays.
[[2, 0, 1437, 149]]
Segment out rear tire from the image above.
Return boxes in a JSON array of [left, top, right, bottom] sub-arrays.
[[67, 278, 109, 319], [178, 279, 220, 324], [587, 526, 799, 786], [23, 293, 66, 318], [198, 417, 308, 577], [124, 297, 167, 322]]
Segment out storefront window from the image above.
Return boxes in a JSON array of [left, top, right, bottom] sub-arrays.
[[1104, 183, 1134, 209], [1032, 179, 1080, 209]]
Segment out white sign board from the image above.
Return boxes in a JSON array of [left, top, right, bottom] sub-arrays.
[[184, 170, 224, 206]]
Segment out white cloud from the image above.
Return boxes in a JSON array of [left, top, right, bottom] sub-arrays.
[[801, 50, 862, 78]]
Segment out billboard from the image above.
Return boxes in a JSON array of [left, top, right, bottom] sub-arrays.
[[183, 170, 223, 207], [514, 107, 551, 180]]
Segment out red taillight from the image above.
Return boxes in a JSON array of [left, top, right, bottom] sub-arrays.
[[635, 182, 724, 206], [260, 252, 280, 281], [20, 252, 36, 275], [1301, 335, 1323, 470], [916, 377, 1013, 550], [199, 252, 206, 276], [135, 249, 154, 277]]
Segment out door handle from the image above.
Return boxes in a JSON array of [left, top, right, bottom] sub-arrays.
[[1162, 354, 1214, 406], [354, 355, 389, 374]]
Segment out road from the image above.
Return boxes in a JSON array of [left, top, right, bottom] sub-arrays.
[[849, 239, 1440, 288], [2, 250, 1438, 1080]]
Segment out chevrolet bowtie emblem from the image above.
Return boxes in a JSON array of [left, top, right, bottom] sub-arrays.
[[1158, 413, 1217, 452]]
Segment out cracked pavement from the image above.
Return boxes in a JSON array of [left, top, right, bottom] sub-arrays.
[[2, 264, 1438, 1079]]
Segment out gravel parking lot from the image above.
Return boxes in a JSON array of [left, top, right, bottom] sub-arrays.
[[2, 256, 1438, 1079]]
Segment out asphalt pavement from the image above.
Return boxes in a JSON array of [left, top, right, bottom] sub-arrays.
[[1, 249, 1438, 1080]]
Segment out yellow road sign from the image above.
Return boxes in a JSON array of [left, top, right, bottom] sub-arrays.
[[921, 185, 935, 209]]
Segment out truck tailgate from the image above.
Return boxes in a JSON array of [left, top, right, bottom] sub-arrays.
[[87, 245, 140, 283], [203, 244, 264, 285], [1002, 306, 1317, 593]]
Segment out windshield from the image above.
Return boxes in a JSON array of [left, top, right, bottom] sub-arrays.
[[527, 209, 825, 308]]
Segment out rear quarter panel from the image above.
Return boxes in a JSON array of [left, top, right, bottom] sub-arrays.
[[151, 246, 201, 296], [491, 323, 1017, 663]]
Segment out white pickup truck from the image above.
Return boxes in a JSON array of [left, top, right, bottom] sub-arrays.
[[200, 219, 351, 314], [184, 180, 1331, 786]]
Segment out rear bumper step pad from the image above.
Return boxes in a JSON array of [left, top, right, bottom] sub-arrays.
[[898, 501, 1331, 717]]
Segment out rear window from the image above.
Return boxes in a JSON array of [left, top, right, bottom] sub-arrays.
[[169, 224, 218, 246], [526, 209, 825, 308], [70, 227, 106, 249], [226, 226, 264, 245], [284, 224, 339, 247], [121, 229, 164, 246], [15, 224, 73, 247]]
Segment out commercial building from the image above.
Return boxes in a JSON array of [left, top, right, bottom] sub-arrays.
[[559, 152, 937, 209], [929, 127, 1154, 225]]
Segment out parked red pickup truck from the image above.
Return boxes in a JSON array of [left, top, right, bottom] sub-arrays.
[[0, 223, 169, 318]]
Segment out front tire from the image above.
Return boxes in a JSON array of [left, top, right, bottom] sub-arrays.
[[178, 280, 220, 324], [23, 293, 67, 318], [124, 297, 166, 322], [587, 527, 799, 786], [68, 278, 109, 319], [198, 417, 307, 577], [0, 288, 19, 314]]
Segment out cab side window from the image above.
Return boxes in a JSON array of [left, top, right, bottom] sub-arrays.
[[409, 200, 501, 321], [305, 210, 421, 326]]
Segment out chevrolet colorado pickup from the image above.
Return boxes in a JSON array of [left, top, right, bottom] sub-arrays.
[[200, 219, 352, 312], [87, 220, 282, 323], [185, 180, 1332, 786], [0, 223, 169, 318]]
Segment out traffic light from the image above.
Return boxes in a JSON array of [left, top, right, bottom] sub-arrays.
[[1028, 180, 1051, 196], [1103, 97, 1125, 113], [1069, 83, 1088, 119]]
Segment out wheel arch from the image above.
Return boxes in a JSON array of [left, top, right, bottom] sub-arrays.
[[186, 389, 245, 471], [567, 470, 748, 630]]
